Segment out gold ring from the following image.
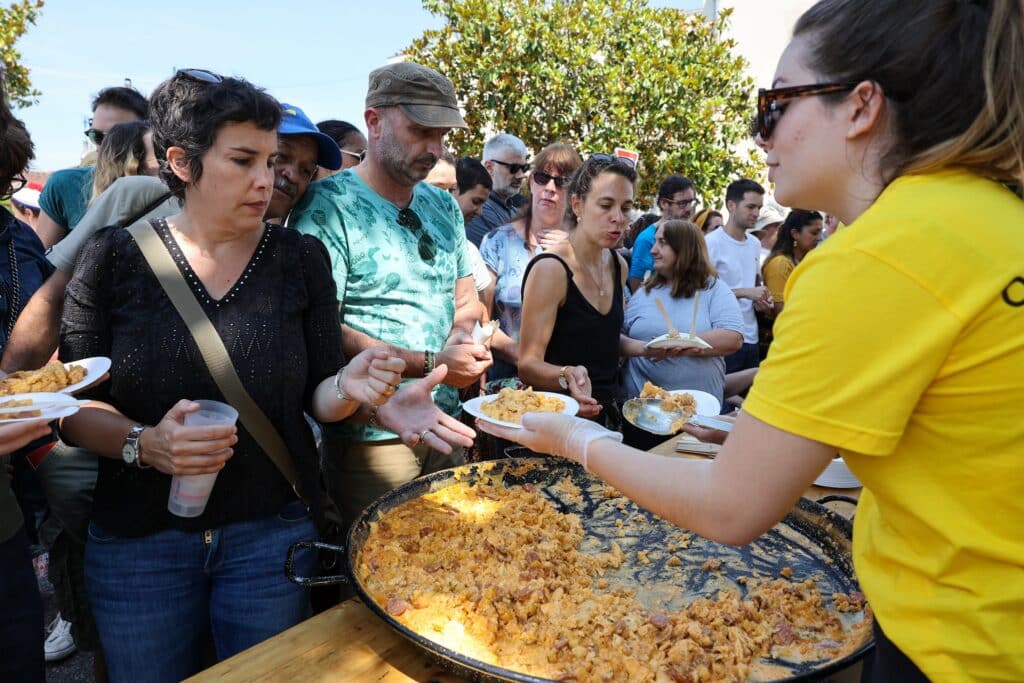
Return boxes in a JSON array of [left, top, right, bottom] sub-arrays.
[[383, 385, 395, 397]]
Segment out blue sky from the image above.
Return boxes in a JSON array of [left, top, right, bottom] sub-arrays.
[[14, 0, 703, 172]]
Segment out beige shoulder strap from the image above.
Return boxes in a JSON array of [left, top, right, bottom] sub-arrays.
[[126, 220, 303, 497]]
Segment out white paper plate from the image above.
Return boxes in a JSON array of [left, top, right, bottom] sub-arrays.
[[669, 389, 721, 417], [463, 392, 581, 430], [645, 333, 712, 350], [59, 357, 112, 395], [814, 457, 861, 489], [0, 392, 81, 423]]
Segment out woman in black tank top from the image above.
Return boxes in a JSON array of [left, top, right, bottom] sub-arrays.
[[518, 155, 645, 425]]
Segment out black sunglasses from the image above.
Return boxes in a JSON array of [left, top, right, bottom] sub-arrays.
[[491, 159, 531, 174], [84, 128, 105, 145], [588, 152, 637, 169], [396, 207, 437, 262], [531, 170, 571, 188], [176, 68, 224, 85], [755, 82, 858, 140]]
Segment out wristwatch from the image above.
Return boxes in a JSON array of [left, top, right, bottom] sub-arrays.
[[122, 424, 146, 467], [558, 366, 570, 390]]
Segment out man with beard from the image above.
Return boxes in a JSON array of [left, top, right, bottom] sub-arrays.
[[464, 133, 529, 246], [2, 101, 340, 371], [290, 62, 492, 533]]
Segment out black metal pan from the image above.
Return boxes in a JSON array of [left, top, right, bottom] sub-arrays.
[[287, 457, 872, 682]]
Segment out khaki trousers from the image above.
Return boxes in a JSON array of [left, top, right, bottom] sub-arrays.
[[322, 436, 464, 531]]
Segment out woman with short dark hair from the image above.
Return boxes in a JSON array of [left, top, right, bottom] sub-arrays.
[[59, 69, 471, 681]]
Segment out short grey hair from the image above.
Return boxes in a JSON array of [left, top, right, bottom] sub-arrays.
[[482, 133, 528, 161]]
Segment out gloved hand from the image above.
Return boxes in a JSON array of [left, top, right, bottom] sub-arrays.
[[476, 412, 622, 469]]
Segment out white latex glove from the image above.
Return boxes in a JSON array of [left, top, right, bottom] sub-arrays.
[[476, 412, 622, 469]]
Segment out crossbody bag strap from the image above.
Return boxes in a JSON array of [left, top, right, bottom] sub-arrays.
[[126, 220, 304, 498]]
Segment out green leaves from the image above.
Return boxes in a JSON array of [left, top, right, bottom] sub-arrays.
[[0, 0, 43, 108], [406, 0, 758, 206]]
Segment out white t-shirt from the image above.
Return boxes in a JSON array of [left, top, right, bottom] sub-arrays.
[[468, 242, 492, 293], [704, 227, 761, 343]]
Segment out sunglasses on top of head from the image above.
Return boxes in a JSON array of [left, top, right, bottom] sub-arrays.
[[175, 68, 225, 85], [588, 152, 637, 169], [754, 82, 859, 140]]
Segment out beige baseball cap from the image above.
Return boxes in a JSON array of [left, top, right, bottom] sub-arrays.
[[365, 62, 467, 129]]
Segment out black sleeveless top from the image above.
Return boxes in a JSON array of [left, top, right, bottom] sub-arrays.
[[522, 251, 623, 403]]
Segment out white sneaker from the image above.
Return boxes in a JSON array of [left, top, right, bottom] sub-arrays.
[[44, 613, 76, 662]]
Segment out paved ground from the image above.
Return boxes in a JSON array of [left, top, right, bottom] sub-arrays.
[[41, 585, 94, 682]]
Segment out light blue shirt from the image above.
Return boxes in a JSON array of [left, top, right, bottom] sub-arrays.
[[621, 278, 743, 403]]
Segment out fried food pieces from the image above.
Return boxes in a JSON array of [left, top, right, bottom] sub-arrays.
[[481, 388, 565, 424], [640, 380, 698, 422], [359, 475, 870, 682], [0, 398, 41, 420], [0, 362, 86, 396]]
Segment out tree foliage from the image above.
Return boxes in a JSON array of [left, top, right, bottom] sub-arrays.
[[404, 0, 759, 207], [0, 0, 43, 108]]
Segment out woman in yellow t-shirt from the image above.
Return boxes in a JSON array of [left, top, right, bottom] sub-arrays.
[[761, 210, 822, 314], [481, 1, 1024, 680]]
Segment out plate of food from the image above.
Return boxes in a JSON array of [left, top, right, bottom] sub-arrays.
[[644, 331, 712, 350], [0, 392, 83, 423], [0, 357, 110, 397], [463, 387, 580, 429], [623, 382, 722, 435]]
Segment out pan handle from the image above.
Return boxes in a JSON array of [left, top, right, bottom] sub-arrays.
[[816, 494, 859, 520], [285, 540, 351, 587]]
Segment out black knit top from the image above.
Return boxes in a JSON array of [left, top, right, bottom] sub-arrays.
[[60, 220, 343, 537]]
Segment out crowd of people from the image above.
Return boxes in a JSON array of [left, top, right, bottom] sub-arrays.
[[1, 0, 1022, 681]]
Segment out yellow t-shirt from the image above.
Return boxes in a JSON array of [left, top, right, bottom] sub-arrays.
[[744, 169, 1024, 681], [762, 254, 795, 303]]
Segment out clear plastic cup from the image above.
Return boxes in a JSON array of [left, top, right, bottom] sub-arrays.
[[167, 400, 238, 518]]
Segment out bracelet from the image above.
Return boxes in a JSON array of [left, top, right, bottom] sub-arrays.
[[368, 404, 381, 428], [423, 350, 435, 376], [334, 368, 355, 403]]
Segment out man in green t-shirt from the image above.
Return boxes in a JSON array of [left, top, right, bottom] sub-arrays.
[[291, 63, 492, 529]]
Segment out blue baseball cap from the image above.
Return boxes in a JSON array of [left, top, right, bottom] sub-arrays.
[[278, 103, 342, 171]]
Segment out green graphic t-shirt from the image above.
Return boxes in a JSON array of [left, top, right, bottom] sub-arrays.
[[290, 169, 472, 441]]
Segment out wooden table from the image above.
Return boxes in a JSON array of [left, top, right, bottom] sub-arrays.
[[190, 440, 862, 682]]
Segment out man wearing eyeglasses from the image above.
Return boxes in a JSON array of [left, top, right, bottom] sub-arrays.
[[35, 86, 149, 249], [465, 133, 530, 247], [290, 62, 492, 537], [626, 174, 698, 292]]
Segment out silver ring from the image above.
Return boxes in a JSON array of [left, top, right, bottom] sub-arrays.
[[418, 429, 431, 443]]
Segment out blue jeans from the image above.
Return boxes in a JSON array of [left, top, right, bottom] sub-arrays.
[[0, 525, 44, 682], [85, 500, 316, 683]]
